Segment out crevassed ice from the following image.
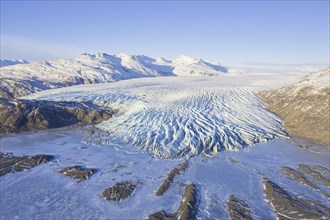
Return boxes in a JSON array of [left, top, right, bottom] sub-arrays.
[[97, 88, 287, 158], [25, 79, 287, 159]]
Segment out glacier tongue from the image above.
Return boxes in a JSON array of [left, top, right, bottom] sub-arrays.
[[24, 77, 288, 158], [99, 88, 287, 158]]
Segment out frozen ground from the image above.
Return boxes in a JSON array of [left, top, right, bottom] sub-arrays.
[[0, 128, 329, 219]]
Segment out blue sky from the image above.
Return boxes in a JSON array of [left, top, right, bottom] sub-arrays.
[[1, 1, 329, 66]]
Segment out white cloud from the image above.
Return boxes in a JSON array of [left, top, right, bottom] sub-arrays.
[[0, 35, 85, 61]]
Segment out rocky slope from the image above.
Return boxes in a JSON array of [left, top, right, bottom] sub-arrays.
[[263, 177, 329, 219], [0, 152, 54, 176], [0, 98, 114, 134], [259, 67, 330, 146], [0, 53, 227, 98]]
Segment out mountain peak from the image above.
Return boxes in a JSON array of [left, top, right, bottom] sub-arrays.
[[173, 55, 203, 65], [155, 57, 170, 64], [96, 53, 111, 58], [117, 53, 135, 59]]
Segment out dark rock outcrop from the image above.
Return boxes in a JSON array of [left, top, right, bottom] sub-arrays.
[[102, 181, 139, 202], [58, 166, 97, 181], [0, 98, 114, 134], [156, 161, 189, 196], [297, 164, 330, 187], [281, 166, 319, 190], [148, 183, 199, 220], [262, 177, 329, 220], [281, 165, 330, 198], [0, 152, 54, 176], [226, 195, 252, 220], [0, 152, 25, 176]]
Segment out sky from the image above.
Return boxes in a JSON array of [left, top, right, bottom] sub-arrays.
[[1, 0, 329, 66]]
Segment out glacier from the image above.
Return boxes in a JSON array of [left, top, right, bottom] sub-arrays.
[[25, 76, 288, 158]]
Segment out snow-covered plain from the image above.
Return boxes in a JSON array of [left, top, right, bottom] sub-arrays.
[[1, 129, 329, 219], [24, 76, 292, 158]]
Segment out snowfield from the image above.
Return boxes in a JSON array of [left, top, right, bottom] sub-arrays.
[[1, 129, 329, 220], [24, 76, 290, 158]]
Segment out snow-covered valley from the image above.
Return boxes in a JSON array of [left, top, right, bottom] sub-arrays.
[[1, 56, 329, 219], [1, 0, 329, 218]]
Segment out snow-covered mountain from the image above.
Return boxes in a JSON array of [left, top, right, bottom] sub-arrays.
[[0, 53, 227, 98], [291, 67, 329, 91], [0, 59, 29, 67]]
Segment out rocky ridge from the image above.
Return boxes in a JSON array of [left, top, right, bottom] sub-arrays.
[[0, 98, 114, 134], [263, 177, 329, 219], [148, 183, 199, 220], [0, 152, 54, 176]]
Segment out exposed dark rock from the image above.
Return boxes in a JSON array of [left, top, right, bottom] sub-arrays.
[[262, 177, 329, 220], [281, 166, 319, 190], [281, 165, 330, 198], [312, 165, 330, 173], [0, 152, 25, 176], [0, 152, 54, 176], [226, 158, 239, 165], [102, 181, 139, 202], [226, 195, 252, 220], [147, 210, 175, 220], [0, 98, 114, 134], [148, 183, 199, 220], [156, 161, 189, 196], [58, 166, 97, 180], [177, 184, 199, 220], [297, 164, 330, 187]]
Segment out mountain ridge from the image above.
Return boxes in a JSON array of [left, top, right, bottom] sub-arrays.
[[0, 53, 227, 98], [0, 59, 29, 67]]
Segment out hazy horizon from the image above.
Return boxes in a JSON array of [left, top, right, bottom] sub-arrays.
[[1, 1, 329, 66]]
